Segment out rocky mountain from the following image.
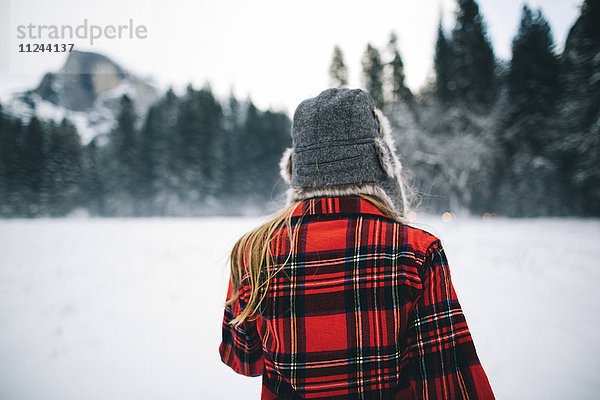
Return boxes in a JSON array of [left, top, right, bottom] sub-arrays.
[[4, 50, 159, 143]]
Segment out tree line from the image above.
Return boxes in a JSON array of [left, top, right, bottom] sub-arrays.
[[0, 87, 291, 217], [329, 0, 598, 216], [1, 0, 598, 218]]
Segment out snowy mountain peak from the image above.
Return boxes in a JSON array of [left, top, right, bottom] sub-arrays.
[[35, 50, 129, 112], [4, 50, 159, 144]]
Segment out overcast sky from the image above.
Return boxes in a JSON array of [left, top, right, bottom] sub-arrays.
[[0, 0, 583, 114]]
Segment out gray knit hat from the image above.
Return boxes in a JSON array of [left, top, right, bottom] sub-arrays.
[[280, 88, 407, 216]]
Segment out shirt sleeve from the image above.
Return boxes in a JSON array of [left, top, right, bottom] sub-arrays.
[[397, 240, 495, 399], [218, 278, 264, 377]]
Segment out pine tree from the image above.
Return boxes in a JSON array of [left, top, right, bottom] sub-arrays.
[[361, 43, 385, 109], [237, 100, 291, 206], [174, 84, 225, 211], [434, 19, 452, 104], [238, 100, 264, 199], [82, 138, 107, 216], [44, 118, 83, 216], [222, 92, 243, 201], [21, 116, 46, 216], [387, 33, 412, 103], [449, 0, 497, 108], [259, 109, 292, 199], [5, 118, 25, 216], [139, 88, 179, 215], [496, 6, 562, 216], [0, 104, 22, 216], [506, 6, 561, 149], [107, 94, 139, 215], [560, 0, 600, 215], [329, 45, 349, 88], [138, 105, 161, 213], [195, 86, 225, 200]]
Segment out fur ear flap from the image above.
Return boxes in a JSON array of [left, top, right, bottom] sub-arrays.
[[373, 109, 402, 178], [279, 148, 293, 184], [375, 138, 396, 178], [373, 108, 392, 140]]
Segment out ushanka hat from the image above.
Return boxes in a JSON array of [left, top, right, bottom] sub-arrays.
[[280, 88, 408, 216]]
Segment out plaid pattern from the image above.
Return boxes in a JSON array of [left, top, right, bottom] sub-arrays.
[[220, 197, 494, 399]]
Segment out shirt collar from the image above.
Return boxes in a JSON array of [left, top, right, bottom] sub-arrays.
[[291, 197, 389, 219]]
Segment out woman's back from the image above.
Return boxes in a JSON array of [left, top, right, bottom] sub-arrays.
[[221, 197, 493, 399], [220, 89, 494, 399]]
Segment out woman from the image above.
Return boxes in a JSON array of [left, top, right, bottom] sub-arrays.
[[219, 88, 495, 399]]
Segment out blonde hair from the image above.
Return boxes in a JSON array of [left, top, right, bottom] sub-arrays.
[[226, 194, 404, 326]]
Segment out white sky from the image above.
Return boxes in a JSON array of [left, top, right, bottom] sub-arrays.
[[0, 0, 583, 114]]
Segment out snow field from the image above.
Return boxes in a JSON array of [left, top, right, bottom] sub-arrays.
[[0, 215, 598, 399]]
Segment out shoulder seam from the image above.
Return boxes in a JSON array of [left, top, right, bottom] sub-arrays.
[[419, 239, 443, 278]]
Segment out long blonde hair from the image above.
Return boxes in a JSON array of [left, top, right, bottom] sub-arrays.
[[226, 194, 403, 326]]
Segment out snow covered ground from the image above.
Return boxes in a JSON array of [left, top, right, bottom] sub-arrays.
[[0, 215, 598, 399]]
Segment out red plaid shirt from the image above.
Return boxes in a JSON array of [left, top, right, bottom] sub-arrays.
[[220, 197, 494, 399]]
